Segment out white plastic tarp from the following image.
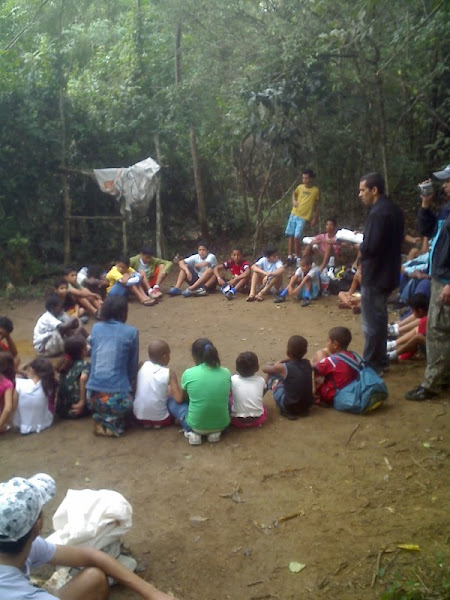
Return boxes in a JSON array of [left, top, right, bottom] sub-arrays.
[[94, 156, 160, 212], [46, 488, 132, 550]]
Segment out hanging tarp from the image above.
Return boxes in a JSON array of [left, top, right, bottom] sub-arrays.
[[94, 156, 160, 212]]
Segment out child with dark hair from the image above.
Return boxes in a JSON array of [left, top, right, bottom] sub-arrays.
[[214, 248, 251, 299], [303, 217, 341, 272], [263, 335, 313, 418], [230, 351, 266, 428], [247, 248, 285, 301], [77, 264, 109, 298], [13, 358, 57, 434], [168, 242, 217, 297], [386, 294, 429, 361], [134, 339, 183, 428], [168, 338, 231, 445], [129, 245, 173, 299], [52, 277, 85, 319], [63, 267, 103, 319], [55, 336, 90, 419], [310, 326, 358, 407], [274, 255, 320, 306], [106, 257, 156, 306], [33, 296, 82, 356], [0, 352, 17, 433], [0, 316, 20, 369]]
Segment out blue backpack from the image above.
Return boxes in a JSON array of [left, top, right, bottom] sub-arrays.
[[333, 352, 388, 414]]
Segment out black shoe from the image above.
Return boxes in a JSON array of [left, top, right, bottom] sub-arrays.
[[405, 385, 438, 402], [301, 298, 311, 307], [274, 295, 286, 303]]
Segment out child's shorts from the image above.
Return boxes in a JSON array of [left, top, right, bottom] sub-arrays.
[[230, 406, 267, 428], [285, 215, 306, 238], [297, 282, 320, 300]]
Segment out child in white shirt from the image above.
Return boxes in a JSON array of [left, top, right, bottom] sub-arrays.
[[230, 351, 267, 428], [168, 242, 218, 297], [247, 248, 285, 302], [133, 339, 183, 428]]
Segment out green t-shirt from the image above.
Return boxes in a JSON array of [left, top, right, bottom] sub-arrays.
[[181, 363, 231, 432]]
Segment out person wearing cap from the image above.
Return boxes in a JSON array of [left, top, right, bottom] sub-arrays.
[[0, 473, 178, 600], [405, 164, 450, 401]]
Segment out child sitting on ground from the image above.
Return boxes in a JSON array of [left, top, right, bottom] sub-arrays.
[[310, 326, 359, 406], [168, 242, 218, 297], [168, 338, 231, 445], [214, 248, 251, 300], [33, 296, 84, 357], [77, 265, 109, 298], [263, 335, 313, 419], [133, 339, 183, 428], [55, 336, 90, 419], [14, 357, 57, 434], [106, 256, 156, 306], [63, 267, 103, 318], [274, 255, 320, 307], [230, 351, 267, 427], [247, 248, 285, 302], [0, 316, 20, 369], [130, 245, 173, 299], [338, 261, 362, 313], [386, 293, 428, 361], [0, 352, 18, 433], [53, 277, 85, 319]]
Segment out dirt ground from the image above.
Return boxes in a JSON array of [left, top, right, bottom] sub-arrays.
[[1, 279, 449, 600]]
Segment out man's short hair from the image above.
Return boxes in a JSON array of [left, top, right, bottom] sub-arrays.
[[360, 172, 385, 195]]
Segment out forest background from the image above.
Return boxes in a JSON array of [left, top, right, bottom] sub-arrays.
[[0, 0, 449, 286]]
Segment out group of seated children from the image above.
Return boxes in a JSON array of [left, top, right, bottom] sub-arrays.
[[386, 293, 428, 361]]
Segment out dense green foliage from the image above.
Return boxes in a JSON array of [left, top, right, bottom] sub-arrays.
[[0, 0, 449, 283]]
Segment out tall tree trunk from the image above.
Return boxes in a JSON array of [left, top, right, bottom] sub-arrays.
[[154, 133, 167, 258], [174, 23, 181, 86], [189, 126, 208, 238]]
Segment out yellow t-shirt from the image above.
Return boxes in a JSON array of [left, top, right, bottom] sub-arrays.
[[106, 265, 136, 293], [291, 184, 320, 220]]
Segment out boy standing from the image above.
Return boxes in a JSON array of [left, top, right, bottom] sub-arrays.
[[214, 248, 251, 299], [263, 335, 313, 419], [285, 169, 320, 264], [129, 246, 173, 299]]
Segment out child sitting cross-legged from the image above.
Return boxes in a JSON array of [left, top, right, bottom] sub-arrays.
[[214, 248, 251, 300], [247, 248, 285, 302], [274, 255, 320, 307], [33, 296, 85, 357], [263, 335, 313, 419], [55, 336, 90, 419], [230, 351, 267, 428], [386, 293, 428, 361], [168, 338, 231, 445], [168, 242, 218, 297], [133, 339, 183, 428], [310, 326, 358, 407], [52, 277, 85, 320], [106, 256, 156, 306], [63, 266, 103, 319]]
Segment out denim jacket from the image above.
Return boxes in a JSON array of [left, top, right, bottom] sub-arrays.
[[87, 320, 139, 394]]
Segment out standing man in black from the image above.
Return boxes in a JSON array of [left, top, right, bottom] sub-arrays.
[[359, 172, 404, 374]]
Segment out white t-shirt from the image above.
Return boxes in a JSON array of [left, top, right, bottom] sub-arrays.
[[294, 264, 320, 288], [255, 257, 283, 273], [33, 311, 62, 352], [13, 378, 53, 435], [184, 253, 217, 275], [231, 374, 266, 418], [133, 360, 171, 421], [77, 266, 88, 286]]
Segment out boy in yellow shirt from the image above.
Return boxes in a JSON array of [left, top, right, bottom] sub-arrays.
[[285, 168, 320, 265], [106, 257, 156, 306]]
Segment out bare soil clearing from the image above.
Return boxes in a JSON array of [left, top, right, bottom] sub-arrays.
[[1, 287, 449, 600]]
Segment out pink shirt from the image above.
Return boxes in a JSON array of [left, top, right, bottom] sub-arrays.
[[314, 233, 341, 256]]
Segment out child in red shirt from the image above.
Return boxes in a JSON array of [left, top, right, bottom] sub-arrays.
[[214, 248, 251, 299], [386, 293, 428, 361], [311, 327, 358, 406]]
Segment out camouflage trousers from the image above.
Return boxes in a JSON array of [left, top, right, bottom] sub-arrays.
[[422, 279, 450, 392]]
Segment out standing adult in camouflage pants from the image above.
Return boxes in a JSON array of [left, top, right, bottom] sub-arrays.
[[405, 164, 450, 401]]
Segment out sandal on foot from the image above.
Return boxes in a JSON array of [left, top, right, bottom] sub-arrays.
[[94, 423, 107, 436], [142, 298, 157, 306], [256, 293, 265, 301], [246, 295, 256, 302]]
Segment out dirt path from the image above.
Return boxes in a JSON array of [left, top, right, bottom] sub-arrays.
[[1, 287, 449, 599]]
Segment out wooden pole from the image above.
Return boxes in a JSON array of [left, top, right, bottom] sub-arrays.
[[62, 173, 71, 265], [120, 198, 127, 255]]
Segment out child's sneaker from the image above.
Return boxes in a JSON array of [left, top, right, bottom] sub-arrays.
[[207, 432, 221, 443], [225, 291, 234, 300], [168, 287, 182, 296], [274, 295, 286, 303], [184, 431, 202, 445], [151, 287, 163, 299], [387, 323, 399, 338], [386, 340, 396, 351], [301, 298, 311, 307], [182, 289, 192, 298], [147, 287, 154, 297], [193, 287, 208, 296]]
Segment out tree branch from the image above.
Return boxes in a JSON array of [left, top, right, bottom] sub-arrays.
[[3, 0, 52, 52]]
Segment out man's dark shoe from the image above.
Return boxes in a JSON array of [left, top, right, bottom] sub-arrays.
[[405, 385, 438, 402]]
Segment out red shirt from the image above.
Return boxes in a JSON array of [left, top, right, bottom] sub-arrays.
[[418, 316, 427, 336], [223, 260, 250, 277], [0, 340, 9, 352], [314, 351, 358, 404]]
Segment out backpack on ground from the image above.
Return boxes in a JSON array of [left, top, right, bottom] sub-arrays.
[[333, 352, 388, 414]]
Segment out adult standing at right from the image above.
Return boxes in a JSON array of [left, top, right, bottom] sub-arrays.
[[405, 164, 450, 401], [359, 172, 404, 374], [285, 168, 320, 265]]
